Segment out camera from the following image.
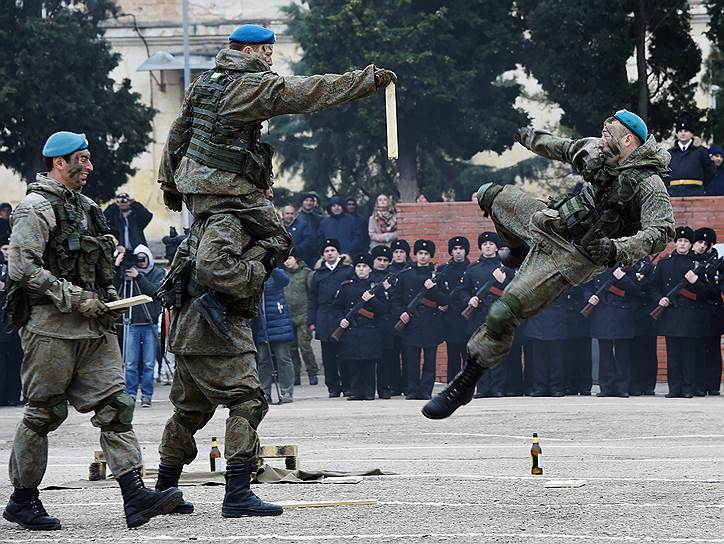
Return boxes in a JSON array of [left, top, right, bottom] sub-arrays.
[[120, 250, 139, 270]]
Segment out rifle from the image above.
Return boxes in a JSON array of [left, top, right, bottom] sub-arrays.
[[331, 268, 408, 342], [580, 257, 655, 318], [649, 259, 705, 320], [393, 269, 440, 332], [461, 264, 506, 320]]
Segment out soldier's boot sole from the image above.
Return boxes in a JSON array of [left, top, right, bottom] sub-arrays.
[[126, 489, 183, 528], [221, 503, 284, 518], [170, 501, 195, 515], [2, 510, 62, 531]]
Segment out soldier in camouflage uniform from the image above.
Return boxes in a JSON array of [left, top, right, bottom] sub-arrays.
[[3, 132, 182, 531], [424, 110, 675, 419], [155, 24, 396, 517], [157, 24, 396, 342]]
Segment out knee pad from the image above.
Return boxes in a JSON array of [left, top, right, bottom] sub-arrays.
[[173, 409, 214, 432], [97, 391, 136, 433], [485, 295, 521, 339], [24, 395, 68, 437], [228, 389, 268, 430], [476, 182, 504, 215]]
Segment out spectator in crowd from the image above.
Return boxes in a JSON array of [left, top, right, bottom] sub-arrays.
[[319, 196, 362, 255], [308, 239, 353, 397], [707, 144, 724, 196], [282, 205, 318, 268], [368, 194, 398, 249], [586, 266, 642, 398], [345, 197, 369, 254], [416, 194, 429, 203], [298, 192, 323, 236], [113, 244, 165, 407], [103, 192, 153, 249], [0, 203, 11, 246], [254, 268, 295, 404], [0, 242, 22, 406], [283, 251, 319, 386], [666, 122, 715, 196], [335, 253, 390, 400]]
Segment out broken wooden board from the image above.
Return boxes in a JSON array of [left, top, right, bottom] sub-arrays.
[[544, 479, 586, 488], [278, 499, 377, 509], [106, 295, 153, 310]]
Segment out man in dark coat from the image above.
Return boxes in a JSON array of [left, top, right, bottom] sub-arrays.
[[585, 266, 643, 397], [385, 239, 413, 394], [0, 242, 22, 406], [334, 253, 389, 400], [282, 205, 318, 269], [458, 233, 510, 397], [370, 245, 397, 398], [103, 193, 153, 250], [345, 197, 370, 255], [706, 145, 724, 196], [319, 196, 362, 255], [392, 240, 449, 399], [562, 283, 593, 395], [652, 227, 711, 397], [436, 236, 471, 382], [666, 122, 716, 196], [308, 239, 353, 397], [0, 203, 12, 246], [630, 256, 660, 395]]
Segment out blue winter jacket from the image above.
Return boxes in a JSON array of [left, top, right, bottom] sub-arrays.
[[253, 268, 295, 343]]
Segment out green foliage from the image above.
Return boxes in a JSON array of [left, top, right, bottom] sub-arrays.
[[0, 0, 155, 202], [704, 1, 724, 143], [269, 0, 528, 202], [519, 0, 702, 139]]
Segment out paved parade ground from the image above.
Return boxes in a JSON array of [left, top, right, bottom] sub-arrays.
[[0, 383, 722, 543]]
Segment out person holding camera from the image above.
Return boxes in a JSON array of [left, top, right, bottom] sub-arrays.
[[114, 245, 165, 407], [104, 193, 153, 250]]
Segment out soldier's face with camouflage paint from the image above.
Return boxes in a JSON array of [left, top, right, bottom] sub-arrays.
[[53, 150, 93, 190], [451, 246, 467, 262], [600, 119, 638, 165], [242, 44, 274, 66]]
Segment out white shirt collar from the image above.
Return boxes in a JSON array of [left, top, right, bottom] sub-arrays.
[[325, 257, 341, 271], [678, 140, 692, 152]]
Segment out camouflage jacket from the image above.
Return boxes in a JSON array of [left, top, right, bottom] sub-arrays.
[[283, 262, 314, 325], [522, 131, 675, 265], [8, 174, 109, 339], [158, 48, 377, 197]]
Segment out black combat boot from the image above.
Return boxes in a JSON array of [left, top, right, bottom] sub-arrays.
[[421, 363, 487, 420], [3, 488, 61, 531], [192, 290, 234, 343], [155, 464, 194, 515], [117, 468, 183, 528], [222, 463, 283, 518]]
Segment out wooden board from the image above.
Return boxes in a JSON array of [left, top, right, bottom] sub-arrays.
[[278, 499, 377, 509], [385, 83, 398, 160], [105, 295, 153, 310], [544, 479, 586, 488]]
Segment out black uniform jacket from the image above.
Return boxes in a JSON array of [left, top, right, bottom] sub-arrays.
[[391, 264, 450, 348], [436, 258, 470, 344], [334, 277, 389, 360], [585, 268, 642, 340], [652, 251, 711, 338], [564, 283, 591, 340], [458, 256, 510, 336], [307, 261, 353, 342], [525, 293, 568, 341]]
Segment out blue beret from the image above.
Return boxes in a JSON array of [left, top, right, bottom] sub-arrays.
[[228, 24, 275, 45], [613, 109, 648, 143], [42, 131, 88, 158]]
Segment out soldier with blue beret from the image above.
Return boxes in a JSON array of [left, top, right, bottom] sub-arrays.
[[41, 131, 88, 158], [228, 24, 276, 44]]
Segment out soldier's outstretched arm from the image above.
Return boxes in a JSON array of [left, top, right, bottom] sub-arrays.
[[611, 175, 675, 265], [234, 65, 381, 120], [515, 128, 600, 173]]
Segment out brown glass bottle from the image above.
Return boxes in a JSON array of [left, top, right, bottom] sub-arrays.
[[209, 437, 222, 472], [531, 433, 543, 475]]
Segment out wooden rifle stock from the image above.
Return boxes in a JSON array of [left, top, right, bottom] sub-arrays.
[[460, 264, 505, 320]]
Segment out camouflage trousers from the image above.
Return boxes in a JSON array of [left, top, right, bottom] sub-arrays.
[[158, 352, 268, 467], [291, 321, 319, 378], [9, 330, 143, 489], [467, 186, 601, 369]]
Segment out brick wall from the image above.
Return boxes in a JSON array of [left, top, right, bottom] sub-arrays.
[[396, 196, 724, 383]]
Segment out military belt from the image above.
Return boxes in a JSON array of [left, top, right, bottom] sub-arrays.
[[489, 286, 504, 298], [420, 297, 438, 309], [607, 285, 626, 297], [669, 179, 703, 186], [357, 308, 375, 319], [679, 288, 697, 301]]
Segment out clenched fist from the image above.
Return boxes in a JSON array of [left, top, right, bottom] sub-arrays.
[[374, 68, 397, 88]]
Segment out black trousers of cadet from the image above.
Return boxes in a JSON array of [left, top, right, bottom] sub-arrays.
[[475, 358, 506, 397], [705, 335, 722, 394], [665, 337, 698, 397], [631, 335, 658, 395], [321, 341, 343, 395], [446, 341, 467, 383], [376, 356, 390, 397], [0, 334, 22, 405], [404, 345, 437, 399], [523, 342, 535, 395], [597, 339, 633, 396], [387, 336, 405, 395], [530, 340, 565, 395], [563, 338, 592, 395], [348, 359, 376, 399], [504, 340, 524, 395]]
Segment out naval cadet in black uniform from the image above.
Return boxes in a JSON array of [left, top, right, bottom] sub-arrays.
[[586, 266, 643, 397], [335, 253, 390, 400], [386, 239, 413, 395], [436, 236, 471, 382], [652, 227, 710, 398], [563, 283, 593, 395], [370, 244, 396, 398], [524, 293, 568, 397], [307, 239, 353, 397], [630, 255, 660, 395], [392, 240, 449, 400], [459, 232, 511, 397]]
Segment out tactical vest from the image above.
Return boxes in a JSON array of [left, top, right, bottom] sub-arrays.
[[32, 187, 115, 291], [548, 166, 658, 243], [185, 68, 274, 189]]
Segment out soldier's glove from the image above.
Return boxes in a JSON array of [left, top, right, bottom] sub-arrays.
[[261, 250, 277, 274], [514, 127, 534, 149], [586, 237, 617, 266], [374, 68, 397, 88], [77, 291, 109, 319], [162, 185, 184, 212]]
